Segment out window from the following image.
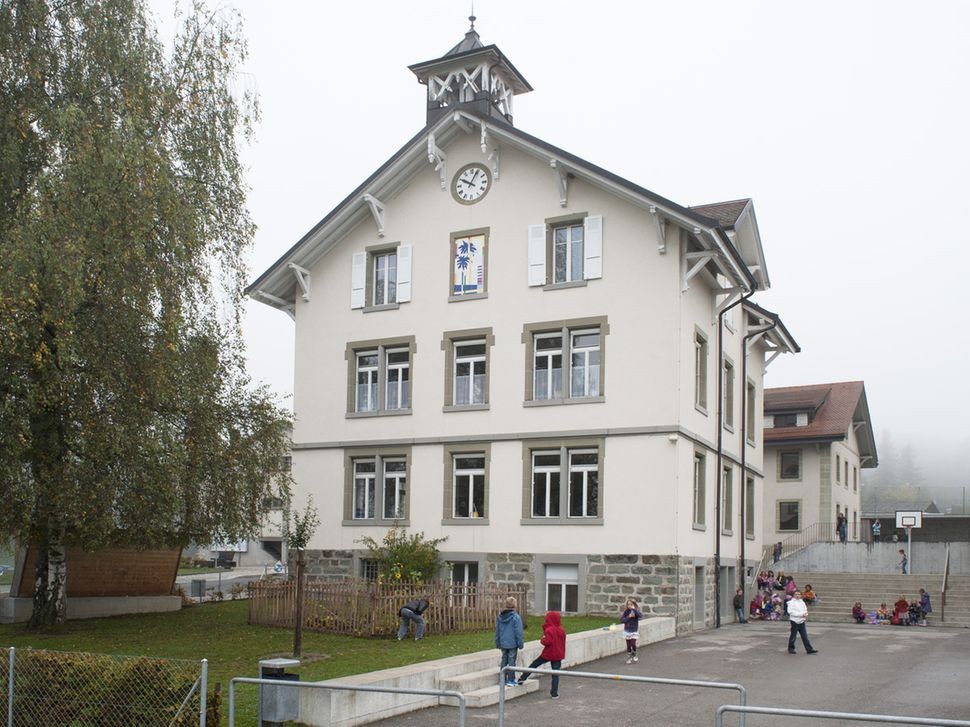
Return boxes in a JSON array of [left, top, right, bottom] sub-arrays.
[[454, 341, 486, 405], [853, 466, 858, 492], [694, 331, 708, 411], [450, 230, 488, 299], [382, 459, 407, 519], [524, 439, 604, 523], [442, 328, 493, 411], [352, 460, 376, 519], [722, 466, 733, 534], [778, 501, 800, 531], [568, 450, 599, 517], [745, 380, 756, 443], [835, 454, 841, 482], [453, 455, 485, 518], [344, 448, 411, 524], [531, 451, 561, 518], [360, 559, 379, 581], [350, 244, 412, 310], [844, 461, 849, 488], [779, 451, 801, 480], [346, 337, 416, 416], [524, 317, 609, 404], [553, 222, 584, 283], [723, 359, 735, 429], [527, 215, 602, 287], [545, 563, 579, 613], [693, 452, 706, 527], [745, 477, 755, 537], [773, 413, 798, 428]]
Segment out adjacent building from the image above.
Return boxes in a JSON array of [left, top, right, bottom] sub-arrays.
[[762, 381, 877, 545], [248, 22, 797, 631]]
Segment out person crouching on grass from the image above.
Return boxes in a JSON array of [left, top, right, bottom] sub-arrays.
[[516, 611, 566, 699], [786, 590, 818, 655]]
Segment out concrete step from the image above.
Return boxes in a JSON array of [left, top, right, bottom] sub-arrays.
[[440, 678, 540, 708]]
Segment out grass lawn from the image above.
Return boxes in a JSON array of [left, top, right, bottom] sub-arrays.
[[0, 599, 612, 725], [0, 572, 11, 587], [176, 566, 229, 576]]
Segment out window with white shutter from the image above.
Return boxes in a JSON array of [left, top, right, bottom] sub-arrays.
[[350, 244, 412, 310]]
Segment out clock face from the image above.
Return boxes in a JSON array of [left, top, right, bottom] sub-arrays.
[[452, 164, 491, 204]]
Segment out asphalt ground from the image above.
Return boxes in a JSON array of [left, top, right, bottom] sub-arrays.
[[376, 621, 970, 726]]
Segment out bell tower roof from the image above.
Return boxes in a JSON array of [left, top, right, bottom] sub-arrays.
[[408, 16, 532, 125]]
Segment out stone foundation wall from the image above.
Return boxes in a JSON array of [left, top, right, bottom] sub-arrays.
[[585, 554, 680, 617], [485, 552, 535, 612], [302, 549, 354, 579]]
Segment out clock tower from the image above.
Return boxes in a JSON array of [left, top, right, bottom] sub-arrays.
[[408, 16, 532, 126]]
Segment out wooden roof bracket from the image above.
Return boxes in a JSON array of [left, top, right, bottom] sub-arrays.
[[428, 133, 447, 190], [362, 193, 386, 238], [683, 249, 714, 290], [288, 263, 311, 302], [650, 206, 667, 254], [480, 123, 500, 180], [254, 290, 295, 321], [549, 159, 568, 207]]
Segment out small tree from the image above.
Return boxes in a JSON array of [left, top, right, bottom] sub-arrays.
[[357, 528, 447, 584], [283, 497, 319, 658]]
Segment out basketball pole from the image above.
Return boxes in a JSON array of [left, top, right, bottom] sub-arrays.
[[906, 526, 912, 574]]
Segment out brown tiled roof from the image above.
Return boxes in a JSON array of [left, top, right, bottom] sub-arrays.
[[764, 381, 866, 443], [689, 199, 750, 228]]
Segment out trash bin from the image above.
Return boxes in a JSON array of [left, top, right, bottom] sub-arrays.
[[190, 579, 206, 598], [258, 658, 301, 726]]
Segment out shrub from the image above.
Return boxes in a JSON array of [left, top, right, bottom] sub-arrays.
[[357, 528, 447, 584]]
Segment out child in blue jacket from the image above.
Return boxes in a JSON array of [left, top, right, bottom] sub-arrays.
[[495, 596, 524, 686]]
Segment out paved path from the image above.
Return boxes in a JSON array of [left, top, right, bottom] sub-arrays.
[[377, 621, 970, 726]]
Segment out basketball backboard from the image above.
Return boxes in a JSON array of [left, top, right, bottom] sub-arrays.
[[895, 510, 923, 528]]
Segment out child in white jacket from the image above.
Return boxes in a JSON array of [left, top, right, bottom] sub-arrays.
[[786, 591, 818, 655]]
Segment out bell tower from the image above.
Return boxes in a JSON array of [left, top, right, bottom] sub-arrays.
[[408, 16, 532, 126]]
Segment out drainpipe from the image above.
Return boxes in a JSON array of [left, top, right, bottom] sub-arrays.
[[738, 315, 778, 609], [715, 290, 754, 628]]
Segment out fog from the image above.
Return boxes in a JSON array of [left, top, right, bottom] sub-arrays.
[[150, 1, 970, 485]]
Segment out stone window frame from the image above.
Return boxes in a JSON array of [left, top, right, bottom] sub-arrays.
[[522, 315, 609, 406], [722, 355, 735, 431], [721, 464, 734, 535], [520, 436, 605, 525], [692, 450, 706, 530], [342, 445, 412, 526], [745, 476, 756, 539], [441, 327, 494, 412], [778, 449, 802, 481], [745, 378, 757, 445], [448, 227, 490, 302], [694, 326, 709, 414], [777, 499, 802, 532], [345, 335, 416, 418], [441, 442, 492, 525], [533, 553, 589, 614]]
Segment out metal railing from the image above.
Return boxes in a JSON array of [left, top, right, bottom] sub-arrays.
[[227, 676, 467, 727], [715, 704, 970, 726], [4, 646, 207, 727], [499, 666, 747, 727], [941, 543, 950, 622]]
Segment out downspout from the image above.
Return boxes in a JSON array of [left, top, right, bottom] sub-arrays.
[[739, 314, 778, 607], [715, 290, 754, 628]]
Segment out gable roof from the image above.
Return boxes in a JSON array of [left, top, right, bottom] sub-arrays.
[[764, 381, 878, 467], [246, 108, 766, 305], [690, 199, 750, 228]]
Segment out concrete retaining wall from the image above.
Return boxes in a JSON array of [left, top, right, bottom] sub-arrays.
[[0, 595, 182, 624], [777, 542, 970, 575], [298, 616, 675, 726]]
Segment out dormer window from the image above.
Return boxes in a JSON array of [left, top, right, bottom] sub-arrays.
[[774, 413, 798, 428]]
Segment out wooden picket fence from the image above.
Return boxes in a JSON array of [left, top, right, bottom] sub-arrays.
[[248, 579, 528, 637]]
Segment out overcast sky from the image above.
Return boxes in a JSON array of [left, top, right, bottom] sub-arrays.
[[152, 1, 970, 463]]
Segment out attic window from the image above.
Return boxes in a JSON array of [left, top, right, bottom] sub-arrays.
[[774, 413, 798, 428]]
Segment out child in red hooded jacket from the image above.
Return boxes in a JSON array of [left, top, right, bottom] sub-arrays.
[[516, 611, 566, 698]]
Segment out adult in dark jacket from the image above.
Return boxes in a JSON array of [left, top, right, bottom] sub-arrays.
[[397, 598, 430, 640], [516, 611, 566, 698]]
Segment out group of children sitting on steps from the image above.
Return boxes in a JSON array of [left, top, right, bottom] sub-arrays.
[[852, 588, 932, 626]]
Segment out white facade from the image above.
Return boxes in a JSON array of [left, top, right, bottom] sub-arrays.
[[250, 27, 796, 629]]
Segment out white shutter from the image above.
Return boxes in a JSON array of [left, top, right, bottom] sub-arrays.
[[584, 215, 603, 280], [350, 252, 366, 309], [527, 224, 546, 286], [396, 244, 412, 302]]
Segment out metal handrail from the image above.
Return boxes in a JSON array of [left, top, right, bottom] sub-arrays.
[[941, 543, 950, 622], [499, 666, 747, 727], [228, 676, 467, 727], [715, 704, 970, 726]]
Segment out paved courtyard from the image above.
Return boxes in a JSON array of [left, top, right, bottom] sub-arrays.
[[377, 621, 970, 726]]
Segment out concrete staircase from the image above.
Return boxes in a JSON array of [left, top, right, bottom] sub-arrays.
[[785, 572, 970, 628], [439, 667, 540, 708]]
